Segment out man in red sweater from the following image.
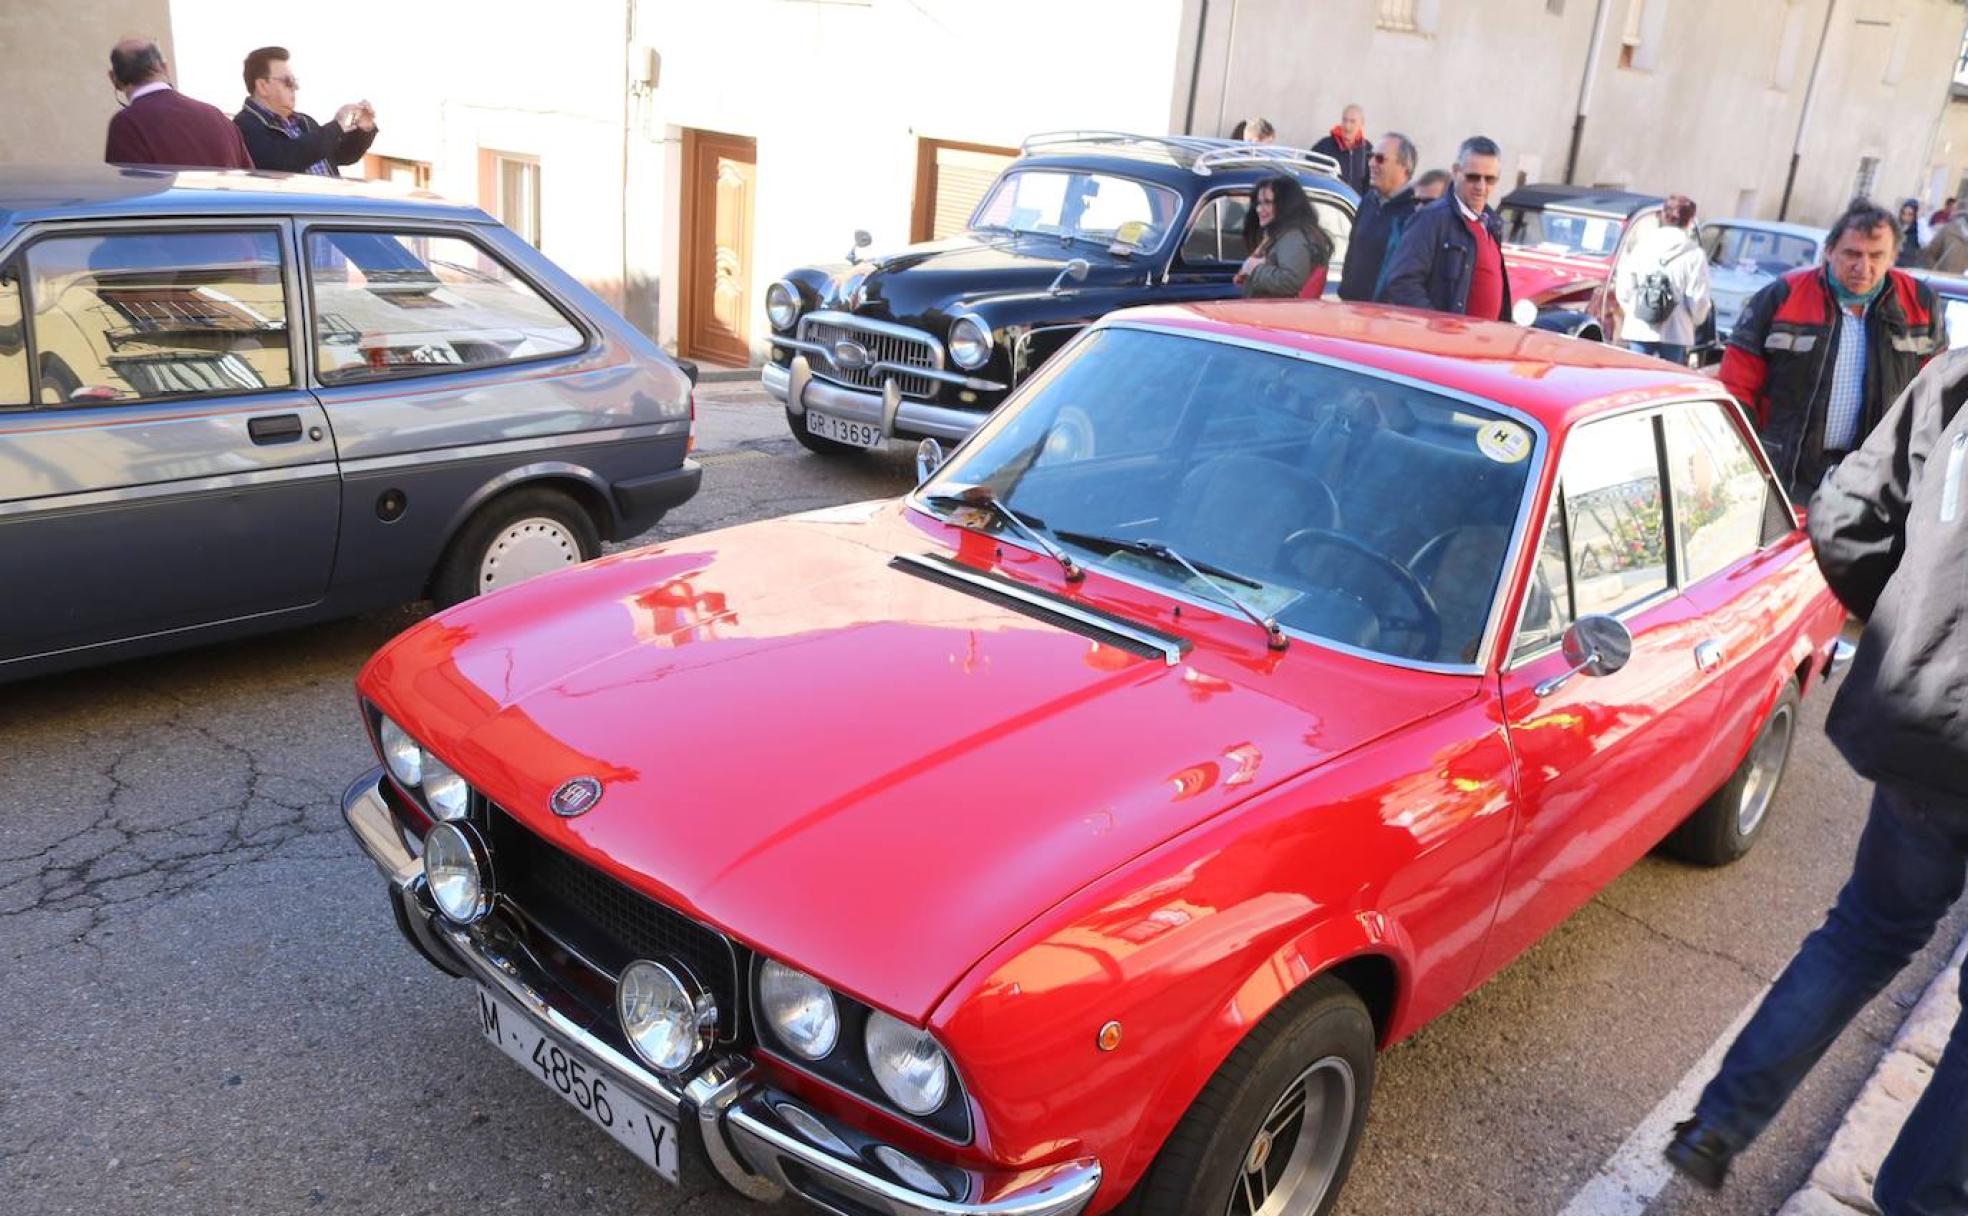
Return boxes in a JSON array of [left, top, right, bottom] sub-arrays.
[[1377, 135, 1515, 322], [103, 39, 252, 170]]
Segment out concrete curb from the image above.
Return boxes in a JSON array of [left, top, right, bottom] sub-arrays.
[[1776, 927, 1967, 1215]]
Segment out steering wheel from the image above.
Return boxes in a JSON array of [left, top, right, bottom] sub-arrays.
[[1277, 527, 1443, 659]]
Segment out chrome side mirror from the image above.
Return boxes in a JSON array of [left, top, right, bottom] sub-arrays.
[[1535, 614, 1633, 697], [847, 228, 873, 264], [1048, 258, 1091, 295], [915, 437, 946, 485]]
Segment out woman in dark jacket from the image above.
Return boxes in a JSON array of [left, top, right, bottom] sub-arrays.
[[1235, 174, 1334, 298], [1897, 199, 1923, 266]]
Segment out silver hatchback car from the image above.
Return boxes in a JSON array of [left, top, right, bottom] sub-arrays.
[[0, 167, 700, 682]]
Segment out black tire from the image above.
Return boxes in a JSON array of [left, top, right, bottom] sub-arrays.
[[786, 406, 865, 456], [430, 487, 601, 608], [1665, 679, 1801, 866], [1125, 976, 1376, 1216]]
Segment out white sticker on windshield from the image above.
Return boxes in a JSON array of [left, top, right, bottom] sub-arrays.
[[1476, 421, 1532, 464]]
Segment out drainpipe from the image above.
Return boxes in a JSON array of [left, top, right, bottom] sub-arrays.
[[1182, 0, 1210, 135], [1781, 0, 1839, 220], [1564, 0, 1613, 185]]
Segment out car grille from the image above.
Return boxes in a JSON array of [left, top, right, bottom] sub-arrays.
[[487, 805, 741, 1038], [800, 316, 940, 398]]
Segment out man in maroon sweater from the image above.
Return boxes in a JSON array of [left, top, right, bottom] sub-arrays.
[[103, 39, 252, 170]]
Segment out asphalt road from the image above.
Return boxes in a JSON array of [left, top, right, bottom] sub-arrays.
[[2, 383, 1960, 1216]]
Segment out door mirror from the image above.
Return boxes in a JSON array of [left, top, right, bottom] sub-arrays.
[[1049, 257, 1091, 295], [1537, 613, 1633, 696], [915, 437, 946, 485], [1562, 613, 1633, 676]]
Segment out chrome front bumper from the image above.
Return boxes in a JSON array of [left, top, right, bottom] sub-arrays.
[[762, 358, 997, 444], [342, 770, 1101, 1216]]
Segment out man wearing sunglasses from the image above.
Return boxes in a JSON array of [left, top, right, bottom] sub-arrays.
[[1376, 136, 1514, 323], [1338, 132, 1420, 304], [234, 45, 376, 177]]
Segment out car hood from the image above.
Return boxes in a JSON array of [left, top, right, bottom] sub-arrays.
[[360, 501, 1477, 1019], [798, 232, 1145, 324], [1502, 246, 1609, 305]]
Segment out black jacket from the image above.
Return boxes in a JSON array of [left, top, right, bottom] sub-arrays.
[[1338, 185, 1420, 303], [233, 101, 376, 175], [1808, 351, 1968, 803], [1376, 196, 1513, 321], [1721, 266, 1944, 499], [1310, 132, 1371, 198]]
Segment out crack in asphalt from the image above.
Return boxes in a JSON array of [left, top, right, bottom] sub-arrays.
[[0, 687, 350, 962], [1588, 893, 1775, 988]]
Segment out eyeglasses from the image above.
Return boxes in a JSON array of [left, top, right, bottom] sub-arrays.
[[1461, 172, 1499, 184], [1369, 152, 1387, 164], [270, 75, 299, 88]]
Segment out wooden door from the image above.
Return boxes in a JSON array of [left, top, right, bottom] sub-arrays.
[[681, 130, 756, 366]]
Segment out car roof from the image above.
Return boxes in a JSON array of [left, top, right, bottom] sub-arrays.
[[1106, 299, 1718, 434], [1501, 183, 1663, 217], [1702, 217, 1827, 240], [1009, 135, 1354, 199], [0, 165, 491, 229]]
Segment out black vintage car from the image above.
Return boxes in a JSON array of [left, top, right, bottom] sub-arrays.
[[763, 132, 1357, 454]]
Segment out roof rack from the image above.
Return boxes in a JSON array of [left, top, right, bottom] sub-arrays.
[[1191, 145, 1343, 179], [1018, 131, 1344, 180], [1020, 130, 1224, 157]]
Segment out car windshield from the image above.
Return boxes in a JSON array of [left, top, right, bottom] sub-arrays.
[[1500, 206, 1624, 257], [921, 327, 1537, 667], [1706, 226, 1820, 277], [970, 169, 1182, 252]]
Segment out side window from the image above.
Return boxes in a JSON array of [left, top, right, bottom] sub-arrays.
[[1511, 501, 1573, 658], [1560, 413, 1670, 618], [1698, 224, 1728, 264], [306, 230, 583, 384], [1313, 198, 1351, 279], [24, 229, 290, 405], [0, 267, 27, 407], [1664, 402, 1772, 583], [1179, 195, 1252, 266], [1616, 211, 1661, 262]]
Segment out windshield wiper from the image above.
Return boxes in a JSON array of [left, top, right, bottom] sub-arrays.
[[922, 488, 1084, 583], [1054, 531, 1287, 651]]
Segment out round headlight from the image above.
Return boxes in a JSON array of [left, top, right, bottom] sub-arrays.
[[617, 959, 717, 1073], [947, 314, 992, 370], [379, 716, 423, 787], [766, 280, 800, 332], [1511, 297, 1539, 327], [421, 753, 470, 821], [758, 959, 839, 1060], [865, 1010, 951, 1115], [423, 821, 493, 924]]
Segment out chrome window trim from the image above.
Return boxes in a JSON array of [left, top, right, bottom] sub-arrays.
[[914, 318, 1548, 677], [1501, 392, 1781, 672]]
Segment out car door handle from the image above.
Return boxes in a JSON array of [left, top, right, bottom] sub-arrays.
[[1694, 640, 1725, 673], [247, 413, 304, 445]]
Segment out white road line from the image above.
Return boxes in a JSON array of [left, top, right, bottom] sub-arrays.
[[1557, 986, 1771, 1216]]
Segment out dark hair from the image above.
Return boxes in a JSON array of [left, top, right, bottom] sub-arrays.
[[1380, 132, 1417, 175], [1229, 120, 1246, 140], [1247, 174, 1333, 262], [110, 41, 165, 88], [1662, 194, 1697, 228], [1456, 135, 1501, 164], [1414, 168, 1452, 194], [1828, 199, 1901, 250], [243, 46, 290, 93]]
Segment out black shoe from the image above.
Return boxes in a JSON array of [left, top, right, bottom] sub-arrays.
[[1665, 1118, 1735, 1191]]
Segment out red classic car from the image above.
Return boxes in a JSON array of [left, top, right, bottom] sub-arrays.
[[343, 300, 1845, 1216], [1501, 183, 1721, 364]]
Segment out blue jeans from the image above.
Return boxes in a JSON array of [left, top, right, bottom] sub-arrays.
[[1627, 340, 1689, 364], [1692, 783, 1968, 1215]]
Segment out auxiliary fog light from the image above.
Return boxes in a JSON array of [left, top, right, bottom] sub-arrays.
[[759, 959, 840, 1060], [379, 716, 423, 787], [872, 1144, 950, 1198], [617, 960, 717, 1074], [864, 1010, 951, 1115], [423, 821, 493, 924], [420, 753, 471, 821]]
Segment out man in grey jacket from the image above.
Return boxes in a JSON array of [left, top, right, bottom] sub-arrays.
[[1665, 353, 1968, 1214]]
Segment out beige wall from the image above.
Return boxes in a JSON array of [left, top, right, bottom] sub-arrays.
[[0, 0, 176, 163], [1174, 0, 1968, 227]]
